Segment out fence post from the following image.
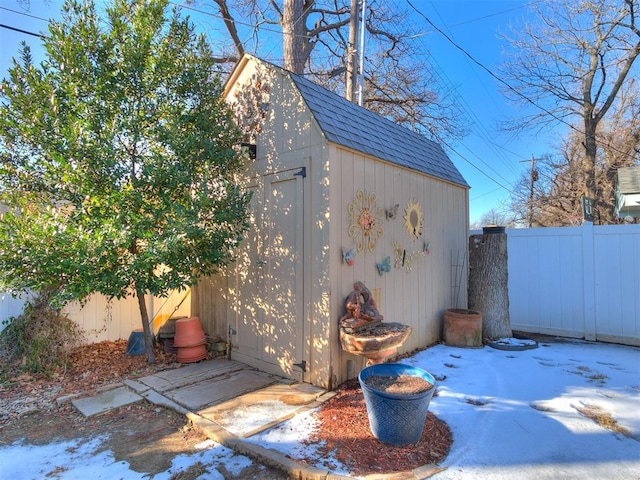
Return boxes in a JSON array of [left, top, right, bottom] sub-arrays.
[[582, 222, 596, 341]]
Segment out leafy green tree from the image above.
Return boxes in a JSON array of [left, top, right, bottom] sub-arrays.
[[0, 0, 251, 362]]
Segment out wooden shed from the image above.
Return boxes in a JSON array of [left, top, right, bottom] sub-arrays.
[[192, 54, 470, 389]]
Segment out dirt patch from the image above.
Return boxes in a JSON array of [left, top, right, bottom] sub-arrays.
[[0, 340, 288, 479], [1, 401, 202, 472]]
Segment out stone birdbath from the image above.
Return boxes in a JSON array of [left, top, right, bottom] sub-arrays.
[[339, 281, 412, 365]]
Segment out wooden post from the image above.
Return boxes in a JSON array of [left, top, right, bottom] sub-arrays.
[[468, 227, 512, 340]]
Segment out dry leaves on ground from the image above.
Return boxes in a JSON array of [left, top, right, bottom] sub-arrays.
[[0, 339, 175, 422]]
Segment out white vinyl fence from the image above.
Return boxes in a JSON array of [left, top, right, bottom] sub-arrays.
[[506, 222, 640, 346], [0, 289, 191, 344], [4, 222, 638, 347]]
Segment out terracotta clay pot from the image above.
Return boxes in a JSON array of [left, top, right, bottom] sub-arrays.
[[443, 308, 483, 348], [173, 317, 206, 347], [176, 343, 208, 363]]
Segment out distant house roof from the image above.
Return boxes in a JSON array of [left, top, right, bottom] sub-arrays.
[[618, 166, 640, 194], [287, 72, 469, 188]]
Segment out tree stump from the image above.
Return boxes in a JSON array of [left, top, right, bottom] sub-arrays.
[[468, 228, 512, 340]]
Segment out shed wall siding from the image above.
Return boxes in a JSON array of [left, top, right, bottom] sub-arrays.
[[328, 144, 469, 384], [211, 58, 335, 387], [204, 55, 469, 389]]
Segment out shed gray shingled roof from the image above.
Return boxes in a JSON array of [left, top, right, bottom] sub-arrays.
[[289, 72, 469, 188]]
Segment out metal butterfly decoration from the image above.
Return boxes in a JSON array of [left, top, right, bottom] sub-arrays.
[[342, 246, 356, 266], [377, 256, 391, 276], [386, 204, 400, 220]]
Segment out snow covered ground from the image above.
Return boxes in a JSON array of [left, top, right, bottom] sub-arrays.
[[2, 338, 639, 479]]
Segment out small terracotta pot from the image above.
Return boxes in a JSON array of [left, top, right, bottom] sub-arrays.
[[443, 308, 483, 348], [174, 317, 206, 347], [177, 344, 208, 363]]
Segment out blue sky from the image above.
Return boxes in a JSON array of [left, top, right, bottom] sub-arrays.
[[0, 0, 557, 224]]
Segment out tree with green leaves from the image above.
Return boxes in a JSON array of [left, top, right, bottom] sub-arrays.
[[0, 0, 251, 362]]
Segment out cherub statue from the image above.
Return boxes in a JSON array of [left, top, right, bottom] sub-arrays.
[[340, 281, 383, 332]]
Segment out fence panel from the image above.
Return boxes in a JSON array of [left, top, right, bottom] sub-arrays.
[[507, 223, 640, 346], [4, 223, 638, 346], [0, 290, 191, 343], [593, 226, 640, 344]]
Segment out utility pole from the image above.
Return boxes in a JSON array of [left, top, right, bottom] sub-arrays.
[[519, 156, 543, 228], [357, 0, 367, 106], [346, 0, 359, 102]]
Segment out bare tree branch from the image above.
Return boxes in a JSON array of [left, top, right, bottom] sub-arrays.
[[501, 0, 640, 205]]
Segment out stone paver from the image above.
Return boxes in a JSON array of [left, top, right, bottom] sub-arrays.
[[135, 359, 246, 392], [71, 359, 332, 479], [164, 368, 279, 411], [198, 382, 327, 437], [72, 386, 142, 417]]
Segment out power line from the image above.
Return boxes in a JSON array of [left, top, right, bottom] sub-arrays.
[[470, 186, 503, 201], [446, 2, 536, 29], [0, 6, 48, 38], [398, 5, 523, 190], [438, 137, 516, 195], [420, 44, 521, 180], [0, 23, 44, 38], [405, 0, 639, 166], [406, 0, 573, 129], [0, 6, 48, 22]]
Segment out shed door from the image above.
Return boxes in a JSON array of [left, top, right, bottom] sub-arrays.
[[232, 167, 306, 381]]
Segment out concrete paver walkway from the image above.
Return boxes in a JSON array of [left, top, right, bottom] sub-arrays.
[[71, 358, 334, 479]]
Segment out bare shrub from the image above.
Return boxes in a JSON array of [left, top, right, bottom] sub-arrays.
[[0, 292, 84, 377]]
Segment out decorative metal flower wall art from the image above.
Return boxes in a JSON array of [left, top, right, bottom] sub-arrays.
[[404, 199, 423, 239], [348, 190, 384, 252]]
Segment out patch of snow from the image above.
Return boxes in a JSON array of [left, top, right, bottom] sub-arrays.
[[492, 337, 537, 346], [1, 339, 638, 479]]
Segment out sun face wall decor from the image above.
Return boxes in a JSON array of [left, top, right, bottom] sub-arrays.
[[348, 190, 384, 252], [404, 199, 423, 239]]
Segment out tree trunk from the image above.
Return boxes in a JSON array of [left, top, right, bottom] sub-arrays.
[[583, 115, 597, 203], [136, 288, 155, 363], [468, 230, 512, 340], [282, 0, 306, 74]]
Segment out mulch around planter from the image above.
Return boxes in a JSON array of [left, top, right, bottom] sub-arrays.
[[299, 378, 452, 476]]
